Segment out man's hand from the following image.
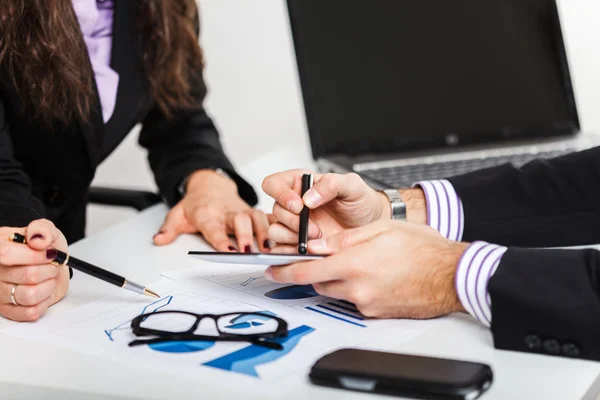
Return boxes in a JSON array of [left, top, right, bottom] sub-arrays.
[[262, 170, 428, 252], [264, 220, 468, 319], [154, 169, 273, 253]]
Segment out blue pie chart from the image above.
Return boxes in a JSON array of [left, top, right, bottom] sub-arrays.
[[264, 285, 319, 300]]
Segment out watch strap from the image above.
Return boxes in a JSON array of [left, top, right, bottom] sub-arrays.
[[381, 189, 407, 221]]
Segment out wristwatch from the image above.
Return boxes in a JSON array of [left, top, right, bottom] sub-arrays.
[[177, 168, 231, 197], [380, 189, 407, 221]]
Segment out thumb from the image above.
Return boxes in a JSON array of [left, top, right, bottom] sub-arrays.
[[154, 206, 192, 246], [307, 220, 392, 254]]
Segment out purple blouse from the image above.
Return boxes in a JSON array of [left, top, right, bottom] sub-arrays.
[[72, 0, 119, 123]]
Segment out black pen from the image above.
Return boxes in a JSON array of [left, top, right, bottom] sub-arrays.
[[9, 233, 159, 298], [298, 173, 314, 255]]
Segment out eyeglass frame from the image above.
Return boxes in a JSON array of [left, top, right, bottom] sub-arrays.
[[128, 310, 289, 350]]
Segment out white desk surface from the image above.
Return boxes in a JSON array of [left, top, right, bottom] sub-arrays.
[[0, 149, 598, 400]]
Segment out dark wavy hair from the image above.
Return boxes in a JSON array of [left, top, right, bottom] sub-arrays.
[[0, 0, 203, 125]]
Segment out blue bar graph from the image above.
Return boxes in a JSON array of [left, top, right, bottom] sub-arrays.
[[316, 304, 364, 321], [327, 302, 359, 314], [305, 306, 367, 328]]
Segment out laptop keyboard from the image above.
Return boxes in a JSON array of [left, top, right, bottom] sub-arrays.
[[360, 149, 572, 188]]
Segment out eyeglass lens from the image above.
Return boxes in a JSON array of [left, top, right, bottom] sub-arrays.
[[139, 312, 279, 336]]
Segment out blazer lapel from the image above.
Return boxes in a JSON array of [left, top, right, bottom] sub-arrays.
[[76, 0, 145, 170], [110, 0, 145, 125], [71, 1, 106, 170]]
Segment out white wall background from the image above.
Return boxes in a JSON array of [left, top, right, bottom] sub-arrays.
[[87, 0, 600, 236]]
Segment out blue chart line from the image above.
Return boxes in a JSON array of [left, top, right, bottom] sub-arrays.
[[316, 304, 364, 321], [305, 306, 367, 328], [240, 277, 260, 287], [104, 296, 174, 341], [327, 302, 358, 313], [204, 325, 315, 377]]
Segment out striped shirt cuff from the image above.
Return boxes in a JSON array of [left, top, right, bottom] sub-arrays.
[[454, 241, 508, 327], [414, 180, 464, 241]]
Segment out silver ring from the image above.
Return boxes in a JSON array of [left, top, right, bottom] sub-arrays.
[[10, 284, 19, 306]]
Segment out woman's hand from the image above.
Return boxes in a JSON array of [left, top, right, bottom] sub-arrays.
[[261, 170, 427, 252], [153, 169, 273, 252], [264, 220, 468, 319], [0, 219, 70, 322]]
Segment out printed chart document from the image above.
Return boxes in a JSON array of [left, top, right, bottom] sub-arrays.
[[3, 279, 346, 398], [3, 262, 458, 398]]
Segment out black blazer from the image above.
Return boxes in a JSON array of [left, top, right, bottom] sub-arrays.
[[448, 146, 600, 361], [0, 1, 257, 244]]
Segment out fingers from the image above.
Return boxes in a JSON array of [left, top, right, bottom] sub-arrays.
[[231, 212, 254, 253], [0, 296, 52, 322], [154, 206, 194, 246], [270, 245, 299, 254], [199, 222, 235, 252], [249, 210, 271, 252], [0, 279, 56, 306], [264, 257, 346, 285], [0, 263, 59, 285], [308, 220, 392, 254], [25, 219, 62, 251], [266, 238, 374, 286], [262, 169, 316, 214], [303, 173, 368, 209], [271, 203, 321, 238], [0, 241, 53, 266], [268, 223, 299, 245]]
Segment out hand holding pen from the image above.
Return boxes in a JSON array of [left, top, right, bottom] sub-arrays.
[[0, 220, 71, 322], [10, 232, 159, 299], [0, 219, 159, 323], [263, 170, 391, 254]]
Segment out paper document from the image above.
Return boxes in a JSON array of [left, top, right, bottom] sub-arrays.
[[4, 265, 454, 397], [3, 279, 346, 397]]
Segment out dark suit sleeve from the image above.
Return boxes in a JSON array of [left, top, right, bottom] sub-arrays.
[[489, 247, 600, 361], [447, 146, 600, 247], [138, 39, 256, 208], [0, 97, 46, 227]]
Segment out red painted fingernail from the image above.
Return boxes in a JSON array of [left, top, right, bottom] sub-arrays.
[[31, 234, 44, 241], [263, 240, 271, 250], [228, 246, 237, 252], [244, 246, 252, 253], [46, 249, 58, 261]]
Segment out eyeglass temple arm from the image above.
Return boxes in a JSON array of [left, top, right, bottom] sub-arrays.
[[128, 336, 283, 351]]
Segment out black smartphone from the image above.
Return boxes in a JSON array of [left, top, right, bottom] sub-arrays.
[[309, 349, 493, 400]]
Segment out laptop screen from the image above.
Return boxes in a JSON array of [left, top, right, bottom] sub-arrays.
[[287, 0, 579, 158]]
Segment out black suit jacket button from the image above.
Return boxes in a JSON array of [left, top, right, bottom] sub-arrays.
[[543, 339, 561, 355], [561, 343, 580, 358], [45, 185, 63, 206], [524, 334, 542, 350]]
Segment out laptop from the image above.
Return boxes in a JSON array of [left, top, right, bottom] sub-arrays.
[[286, 0, 597, 189]]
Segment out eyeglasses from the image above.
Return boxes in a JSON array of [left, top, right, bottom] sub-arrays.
[[129, 311, 288, 350]]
